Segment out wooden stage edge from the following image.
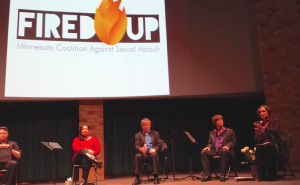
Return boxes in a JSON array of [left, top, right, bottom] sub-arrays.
[[17, 171, 300, 185]]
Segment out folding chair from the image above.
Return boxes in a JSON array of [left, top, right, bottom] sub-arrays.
[[277, 129, 296, 178], [72, 164, 98, 185], [141, 140, 168, 182], [0, 169, 7, 185], [211, 155, 238, 180], [0, 168, 18, 185]]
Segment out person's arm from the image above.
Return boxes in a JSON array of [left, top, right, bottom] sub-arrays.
[[12, 149, 21, 159], [92, 136, 101, 156], [207, 132, 213, 148], [153, 131, 162, 152], [135, 133, 143, 152], [202, 132, 212, 151], [254, 129, 262, 143], [11, 141, 21, 159], [225, 129, 237, 149], [264, 118, 280, 134], [72, 137, 82, 153]]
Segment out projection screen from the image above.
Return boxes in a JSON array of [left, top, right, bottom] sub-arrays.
[[5, 0, 169, 98], [0, 0, 263, 100]]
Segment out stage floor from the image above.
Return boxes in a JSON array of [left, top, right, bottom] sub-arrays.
[[21, 171, 300, 185]]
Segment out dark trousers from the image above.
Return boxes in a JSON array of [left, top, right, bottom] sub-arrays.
[[73, 149, 96, 182], [134, 152, 159, 177], [256, 144, 277, 180], [200, 148, 231, 177], [0, 160, 18, 185]]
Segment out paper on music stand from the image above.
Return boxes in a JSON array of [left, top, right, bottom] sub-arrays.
[[49, 142, 63, 149], [41, 141, 63, 150], [183, 131, 197, 144]]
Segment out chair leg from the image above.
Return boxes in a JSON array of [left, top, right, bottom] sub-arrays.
[[141, 163, 151, 181], [72, 166, 76, 185], [287, 163, 296, 177], [212, 169, 219, 179], [161, 165, 168, 181], [95, 165, 98, 185], [284, 162, 296, 178], [226, 166, 231, 179], [140, 163, 145, 181], [232, 168, 238, 177]]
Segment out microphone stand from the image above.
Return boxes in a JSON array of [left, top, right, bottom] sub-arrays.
[[169, 139, 180, 181], [165, 132, 180, 182]]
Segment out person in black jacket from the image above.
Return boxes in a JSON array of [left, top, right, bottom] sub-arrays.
[[200, 115, 237, 182], [0, 126, 21, 185], [132, 118, 162, 185], [253, 105, 280, 181]]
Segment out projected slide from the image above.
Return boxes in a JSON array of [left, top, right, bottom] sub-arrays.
[[5, 0, 169, 97]]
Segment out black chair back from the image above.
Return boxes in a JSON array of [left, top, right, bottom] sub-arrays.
[[277, 129, 291, 161], [276, 129, 296, 178]]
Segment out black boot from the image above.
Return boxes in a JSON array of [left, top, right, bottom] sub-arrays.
[[81, 165, 89, 185], [85, 152, 102, 169]]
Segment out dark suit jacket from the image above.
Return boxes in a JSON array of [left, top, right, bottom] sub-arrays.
[[135, 130, 162, 153], [206, 127, 237, 156], [255, 117, 280, 144], [254, 117, 290, 161]]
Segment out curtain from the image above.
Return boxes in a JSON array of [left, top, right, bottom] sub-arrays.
[[0, 101, 79, 183], [104, 96, 265, 176]]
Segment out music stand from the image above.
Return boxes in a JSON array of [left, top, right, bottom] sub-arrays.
[[165, 131, 180, 181], [180, 131, 201, 181], [42, 142, 63, 185]]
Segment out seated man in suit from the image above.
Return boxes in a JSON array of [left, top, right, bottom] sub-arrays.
[[132, 118, 162, 185], [200, 115, 236, 182], [0, 126, 21, 185]]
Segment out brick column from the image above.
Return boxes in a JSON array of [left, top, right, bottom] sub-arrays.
[[79, 100, 104, 179], [253, 0, 300, 168]]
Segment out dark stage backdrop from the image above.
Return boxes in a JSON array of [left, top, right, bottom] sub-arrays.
[[103, 96, 266, 177], [0, 101, 79, 183], [0, 96, 265, 182]]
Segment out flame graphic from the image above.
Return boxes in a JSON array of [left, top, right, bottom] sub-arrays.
[[94, 0, 127, 45]]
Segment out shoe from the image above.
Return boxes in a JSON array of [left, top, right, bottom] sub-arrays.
[[220, 176, 226, 182], [95, 160, 103, 169], [132, 177, 142, 185], [201, 176, 212, 182], [154, 177, 160, 184]]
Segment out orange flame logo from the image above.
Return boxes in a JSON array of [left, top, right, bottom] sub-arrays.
[[94, 0, 127, 45]]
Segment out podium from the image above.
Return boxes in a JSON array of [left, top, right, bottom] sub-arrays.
[[41, 142, 63, 185]]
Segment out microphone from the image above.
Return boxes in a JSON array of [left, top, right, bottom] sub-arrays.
[[259, 120, 263, 125]]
